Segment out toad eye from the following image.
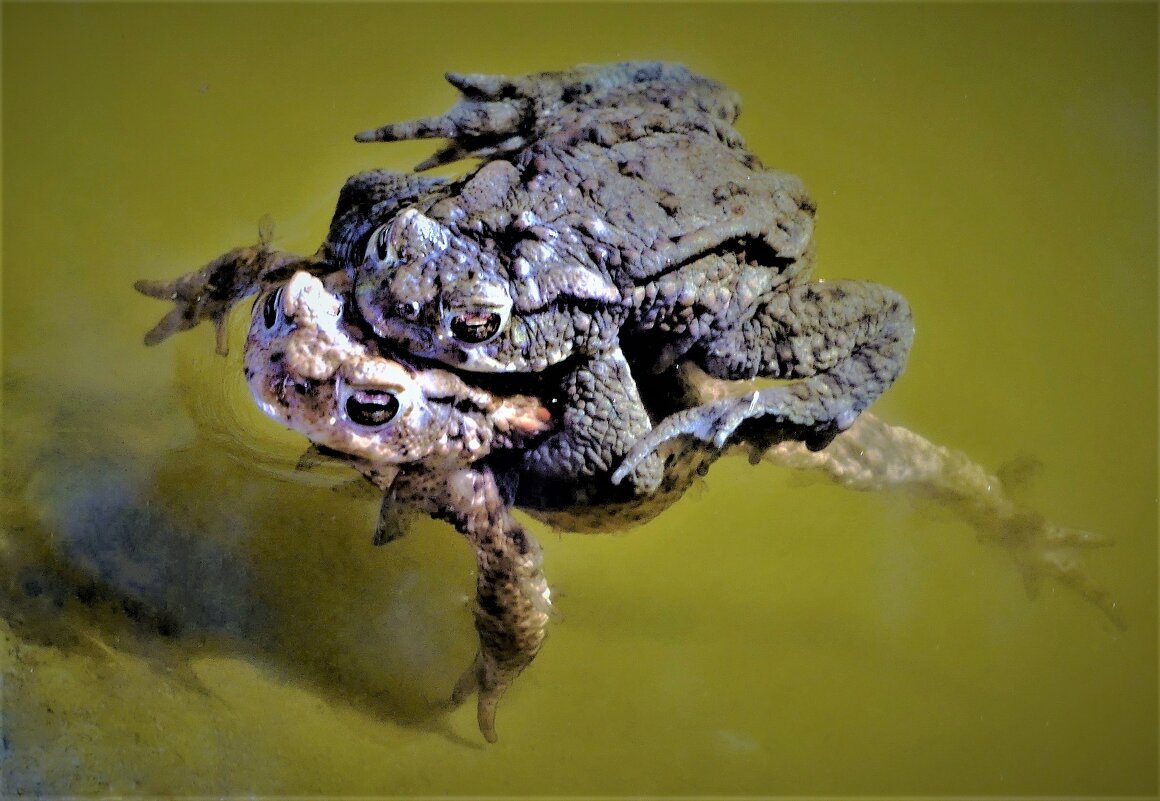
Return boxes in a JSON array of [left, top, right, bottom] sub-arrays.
[[261, 288, 283, 329], [366, 224, 393, 264], [450, 310, 504, 344], [345, 391, 401, 427]]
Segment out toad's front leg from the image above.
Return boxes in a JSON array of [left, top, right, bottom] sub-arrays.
[[518, 346, 664, 505], [353, 62, 729, 170], [134, 223, 326, 354], [392, 468, 551, 743]]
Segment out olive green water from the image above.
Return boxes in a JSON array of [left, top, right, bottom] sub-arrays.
[[2, 3, 1156, 796]]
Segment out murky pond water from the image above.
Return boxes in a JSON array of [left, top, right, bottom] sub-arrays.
[[3, 4, 1156, 796]]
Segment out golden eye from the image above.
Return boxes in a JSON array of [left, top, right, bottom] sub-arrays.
[[396, 300, 422, 321], [450, 310, 503, 344], [345, 391, 401, 427]]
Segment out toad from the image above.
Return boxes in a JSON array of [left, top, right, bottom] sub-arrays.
[[245, 269, 557, 741], [342, 62, 913, 495]]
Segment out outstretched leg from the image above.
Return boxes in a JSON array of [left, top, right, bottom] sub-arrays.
[[354, 62, 737, 170], [137, 168, 451, 354], [134, 219, 323, 354], [763, 413, 1124, 629], [391, 467, 552, 743]]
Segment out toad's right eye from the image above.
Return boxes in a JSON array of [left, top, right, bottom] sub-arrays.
[[262, 289, 283, 329]]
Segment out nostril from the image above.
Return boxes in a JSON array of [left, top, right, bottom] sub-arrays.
[[450, 311, 503, 344], [345, 391, 401, 426], [396, 300, 422, 321]]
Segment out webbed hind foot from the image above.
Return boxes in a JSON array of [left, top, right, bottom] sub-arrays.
[[986, 516, 1124, 629]]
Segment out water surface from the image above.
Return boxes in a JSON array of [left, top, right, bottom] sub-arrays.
[[3, 4, 1156, 796]]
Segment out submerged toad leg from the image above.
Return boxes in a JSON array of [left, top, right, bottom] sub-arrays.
[[631, 362, 1121, 627], [519, 346, 664, 503], [616, 279, 913, 481], [759, 412, 1125, 629], [390, 468, 551, 743]]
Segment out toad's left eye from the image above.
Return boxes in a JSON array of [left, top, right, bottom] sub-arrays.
[[346, 391, 401, 427], [262, 289, 283, 329]]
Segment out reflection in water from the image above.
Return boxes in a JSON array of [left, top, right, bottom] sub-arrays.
[[3, 377, 480, 745]]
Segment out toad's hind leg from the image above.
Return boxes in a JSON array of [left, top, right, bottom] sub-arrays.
[[614, 280, 913, 483], [704, 279, 913, 421], [762, 413, 1125, 629], [392, 468, 551, 743]]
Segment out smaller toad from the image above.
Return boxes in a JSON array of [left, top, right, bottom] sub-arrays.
[[245, 270, 557, 742]]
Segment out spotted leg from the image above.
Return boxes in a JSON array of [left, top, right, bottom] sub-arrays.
[[390, 467, 552, 743], [134, 221, 323, 355], [758, 412, 1124, 629]]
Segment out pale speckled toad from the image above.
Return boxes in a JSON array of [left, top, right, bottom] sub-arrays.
[[245, 270, 558, 741]]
